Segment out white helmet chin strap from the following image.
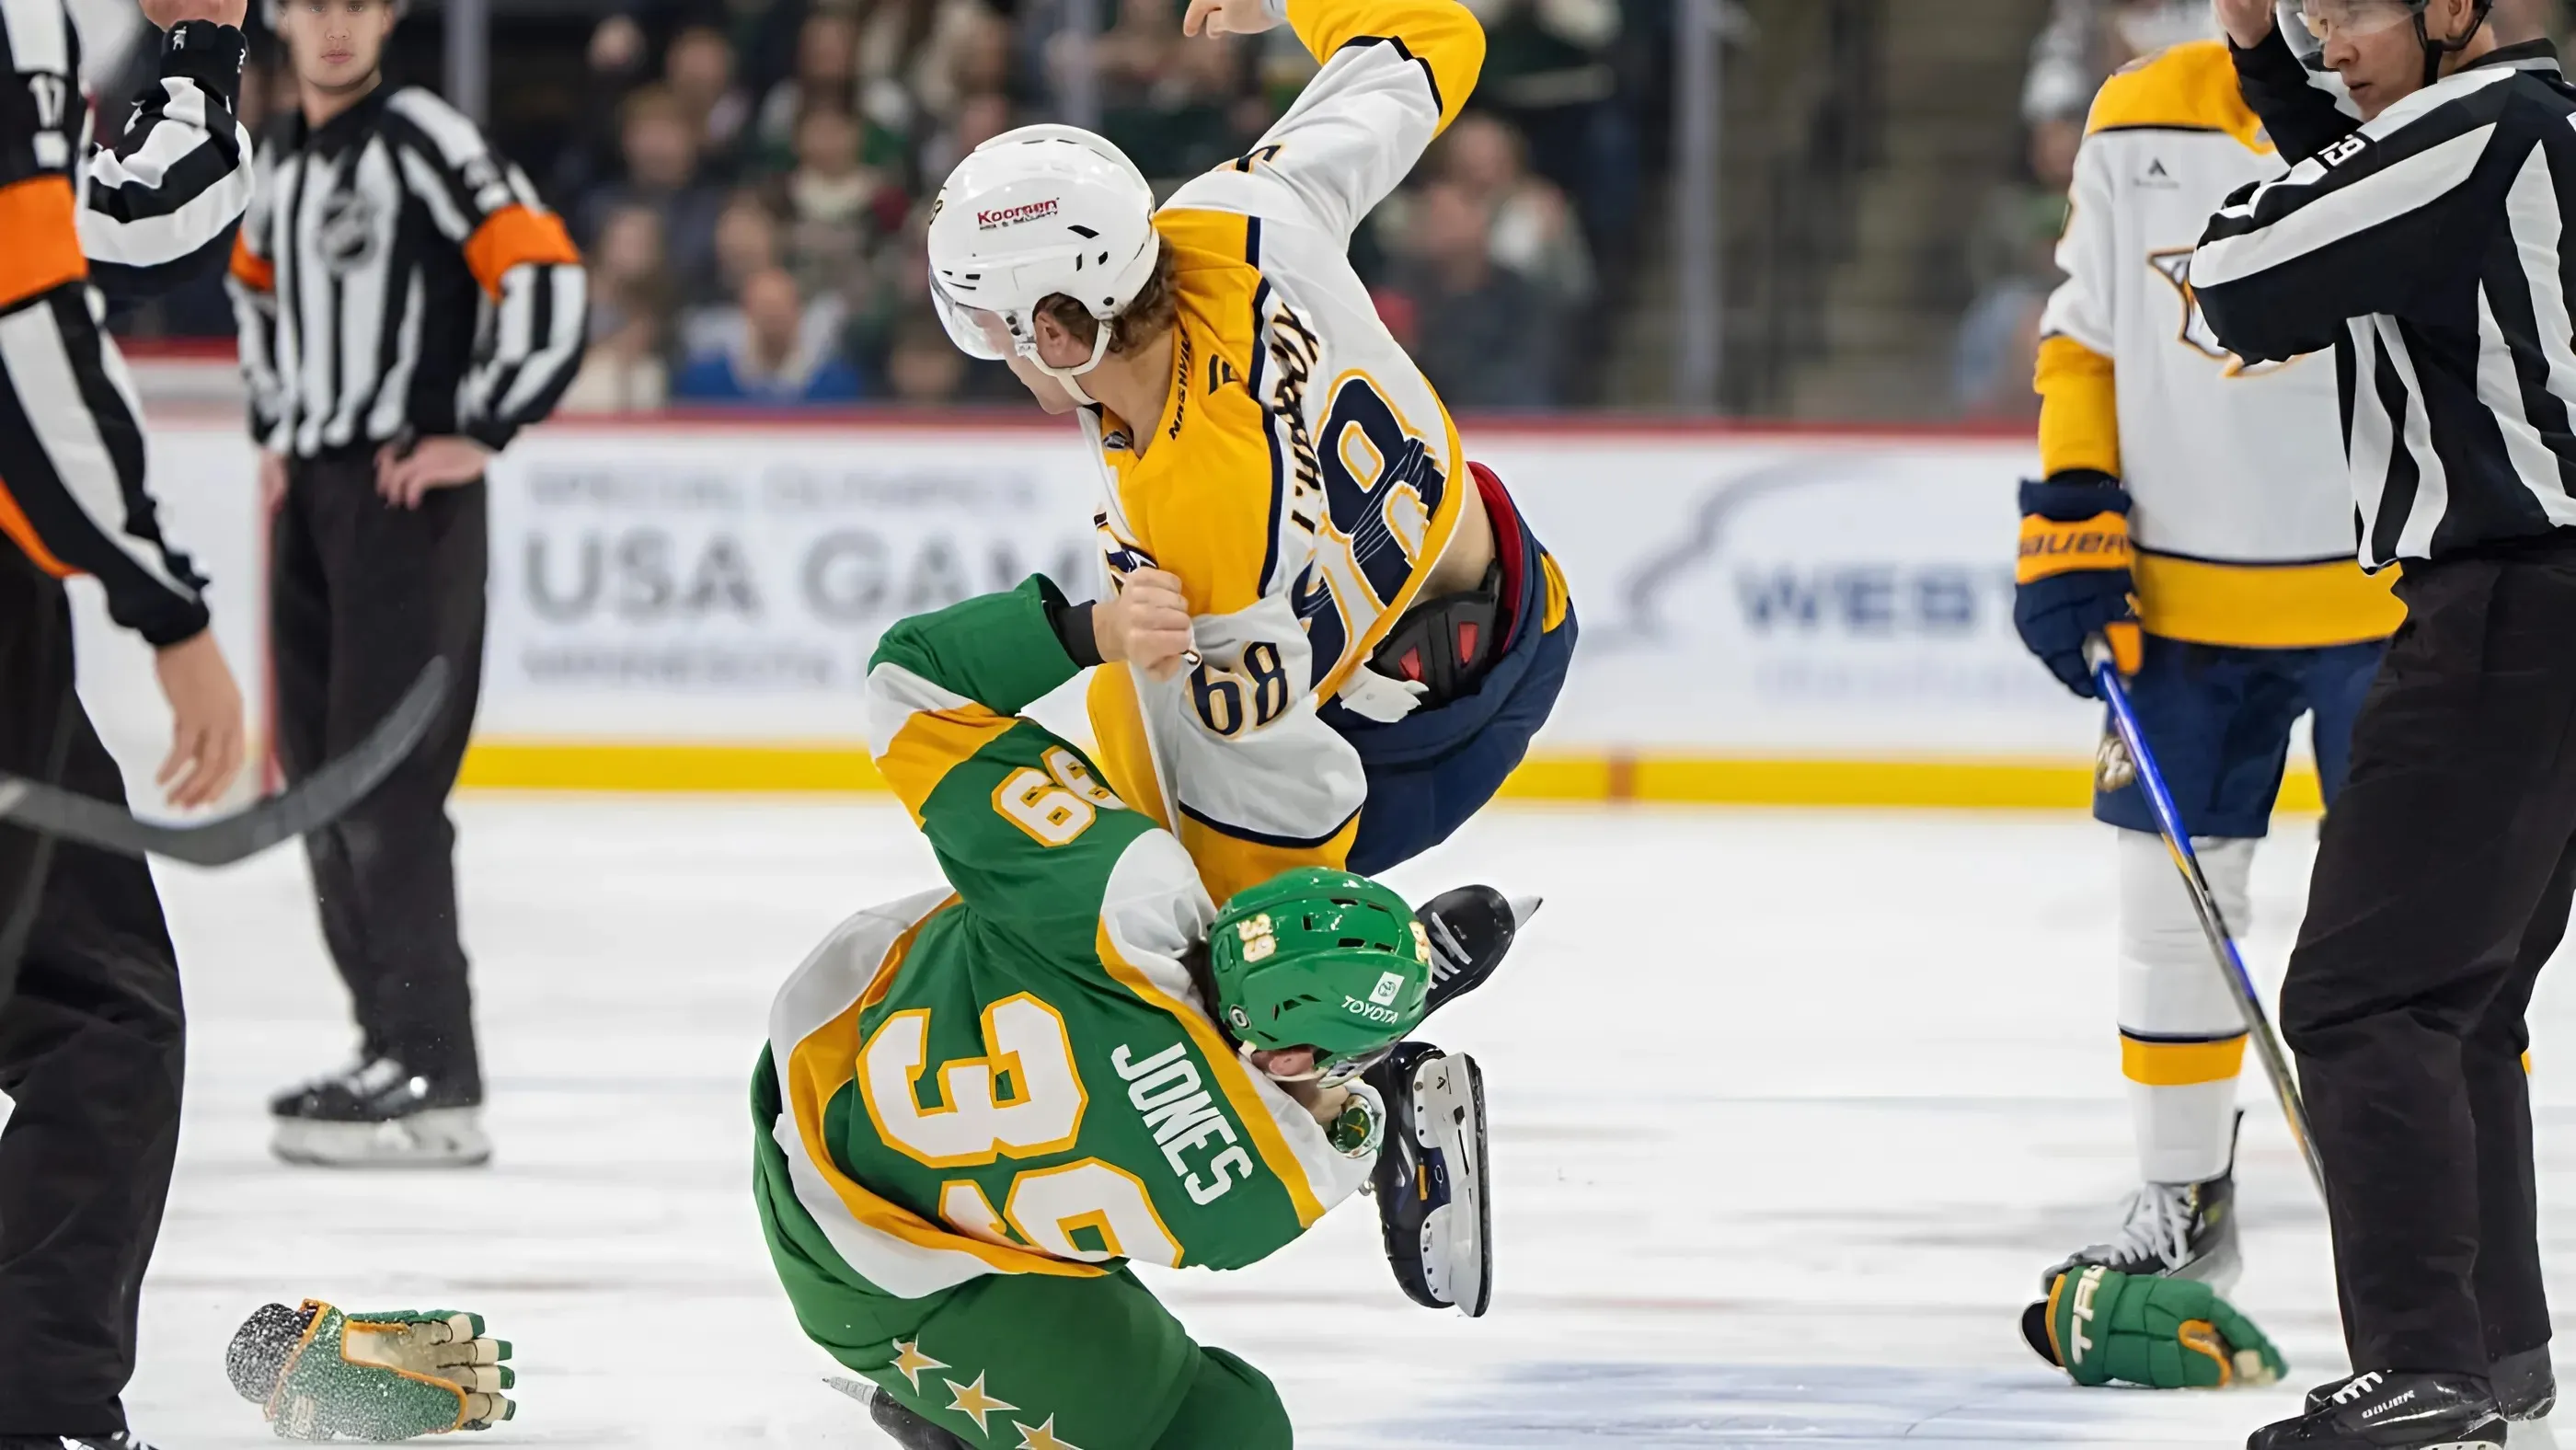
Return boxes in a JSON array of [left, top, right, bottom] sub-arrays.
[[1026, 324, 1115, 406]]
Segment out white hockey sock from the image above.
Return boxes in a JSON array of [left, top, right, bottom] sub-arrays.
[[2115, 829, 2254, 1185]]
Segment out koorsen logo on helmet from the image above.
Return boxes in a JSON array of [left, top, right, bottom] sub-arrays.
[[978, 199, 1063, 230]]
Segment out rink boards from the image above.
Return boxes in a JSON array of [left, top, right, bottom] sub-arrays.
[[69, 415, 2332, 813]]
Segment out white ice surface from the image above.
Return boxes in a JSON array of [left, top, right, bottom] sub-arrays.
[[48, 799, 2576, 1446]]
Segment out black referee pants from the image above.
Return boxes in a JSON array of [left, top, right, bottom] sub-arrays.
[[270, 451, 486, 1093], [0, 552, 185, 1437], [2283, 552, 2576, 1376]]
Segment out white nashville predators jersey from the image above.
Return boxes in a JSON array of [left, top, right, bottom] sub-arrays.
[[2037, 40, 2400, 647], [1082, 0, 1483, 903]]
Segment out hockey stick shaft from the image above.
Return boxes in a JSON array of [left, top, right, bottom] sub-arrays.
[[2087, 637, 2328, 1197], [0, 657, 451, 869]]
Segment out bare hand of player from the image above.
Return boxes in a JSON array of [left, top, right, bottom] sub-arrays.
[[1182, 0, 1282, 38], [257, 449, 288, 512], [140, 0, 248, 31], [1096, 569, 1196, 681], [153, 629, 246, 809], [376, 435, 492, 510], [2214, 0, 2277, 49]]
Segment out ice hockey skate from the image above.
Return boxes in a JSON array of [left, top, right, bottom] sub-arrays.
[[2254, 1371, 2506, 1449], [269, 1057, 489, 1168], [1416, 886, 1541, 1015], [1368, 1041, 1492, 1317], [2043, 1115, 2241, 1294], [2308, 1345, 2555, 1423]]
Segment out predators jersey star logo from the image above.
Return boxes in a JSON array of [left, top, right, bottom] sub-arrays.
[[1014, 1415, 1085, 1450], [2147, 247, 2296, 377], [889, 1341, 948, 1391], [945, 1373, 1018, 1433]]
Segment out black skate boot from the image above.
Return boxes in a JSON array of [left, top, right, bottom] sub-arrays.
[[2253, 1371, 2505, 1448], [1416, 887, 1540, 1016], [2491, 1343, 2555, 1421], [2309, 1345, 2555, 1422], [270, 1056, 489, 1168], [2041, 1114, 2241, 1294], [0, 1433, 165, 1449]]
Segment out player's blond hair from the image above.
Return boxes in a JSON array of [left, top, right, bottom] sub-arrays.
[[1037, 243, 1180, 357]]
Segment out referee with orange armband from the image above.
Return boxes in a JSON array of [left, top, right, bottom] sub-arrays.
[[0, 0, 257, 1443], [225, 0, 584, 1168]]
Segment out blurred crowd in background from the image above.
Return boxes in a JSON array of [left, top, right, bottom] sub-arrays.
[[140, 0, 2575, 421], [121, 0, 1668, 413], [1952, 0, 2207, 420]]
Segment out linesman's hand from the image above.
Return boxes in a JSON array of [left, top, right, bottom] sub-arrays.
[[1182, 0, 1282, 37], [153, 629, 246, 810], [2214, 0, 2277, 49], [376, 436, 493, 510], [1095, 568, 1197, 681]]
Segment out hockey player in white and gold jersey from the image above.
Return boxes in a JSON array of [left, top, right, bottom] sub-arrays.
[[923, 0, 1576, 915], [2014, 35, 2403, 1294]]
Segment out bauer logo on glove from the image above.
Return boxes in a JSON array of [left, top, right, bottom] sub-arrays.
[[2023, 1264, 2285, 1390], [2014, 476, 2145, 698], [227, 1300, 516, 1439]]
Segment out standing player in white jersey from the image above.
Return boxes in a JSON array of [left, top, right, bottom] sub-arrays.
[[2012, 27, 2404, 1295], [920, 0, 1576, 944]]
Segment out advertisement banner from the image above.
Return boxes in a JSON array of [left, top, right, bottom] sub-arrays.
[[74, 420, 2171, 800], [479, 429, 1102, 742], [1469, 432, 2098, 756]]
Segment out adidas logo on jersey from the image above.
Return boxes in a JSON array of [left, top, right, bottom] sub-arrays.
[[1209, 356, 1238, 394], [2139, 156, 2178, 188]]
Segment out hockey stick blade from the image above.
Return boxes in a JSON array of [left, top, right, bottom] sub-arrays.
[[0, 658, 451, 868], [2087, 637, 2328, 1198]]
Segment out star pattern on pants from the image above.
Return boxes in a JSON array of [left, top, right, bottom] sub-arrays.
[[889, 1340, 949, 1392], [944, 1372, 1018, 1433], [1013, 1415, 1084, 1450]]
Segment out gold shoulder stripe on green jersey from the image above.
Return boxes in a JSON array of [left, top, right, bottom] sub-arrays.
[[877, 708, 1016, 827]]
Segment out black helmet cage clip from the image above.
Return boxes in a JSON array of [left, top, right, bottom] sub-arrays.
[[2414, 0, 2498, 86]]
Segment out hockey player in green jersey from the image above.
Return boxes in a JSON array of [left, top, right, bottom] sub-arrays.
[[753, 575, 1495, 1450]]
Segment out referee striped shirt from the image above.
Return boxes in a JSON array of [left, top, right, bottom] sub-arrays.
[[226, 86, 585, 459], [2191, 41, 2576, 570], [0, 6, 252, 645]]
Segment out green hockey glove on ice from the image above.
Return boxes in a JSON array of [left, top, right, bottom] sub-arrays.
[[2023, 1264, 2285, 1389], [227, 1300, 516, 1439]]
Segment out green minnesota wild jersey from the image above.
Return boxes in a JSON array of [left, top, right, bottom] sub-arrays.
[[765, 577, 1373, 1303]]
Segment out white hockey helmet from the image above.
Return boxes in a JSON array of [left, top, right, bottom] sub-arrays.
[[926, 124, 1162, 383]]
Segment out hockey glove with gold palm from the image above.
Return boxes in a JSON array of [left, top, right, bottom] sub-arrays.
[[2016, 475, 2144, 697], [2023, 1264, 2286, 1389], [227, 1300, 515, 1439]]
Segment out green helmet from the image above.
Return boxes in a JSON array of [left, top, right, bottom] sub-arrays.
[[1207, 867, 1432, 1079]]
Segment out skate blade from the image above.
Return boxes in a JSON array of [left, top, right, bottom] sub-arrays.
[[1409, 1051, 1491, 1318], [271, 1109, 491, 1168]]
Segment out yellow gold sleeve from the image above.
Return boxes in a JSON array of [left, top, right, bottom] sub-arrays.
[[1284, 0, 1486, 134], [2035, 333, 2122, 480]]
